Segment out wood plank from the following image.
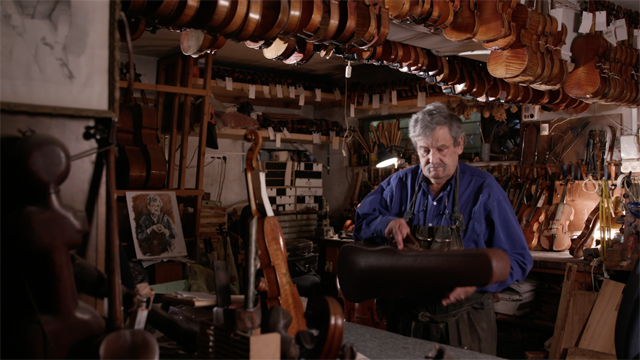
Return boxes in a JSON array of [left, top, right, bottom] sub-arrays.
[[558, 290, 598, 359], [549, 263, 578, 359], [118, 80, 208, 96], [566, 347, 616, 360], [577, 279, 625, 355]]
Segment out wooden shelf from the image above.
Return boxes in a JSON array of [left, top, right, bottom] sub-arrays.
[[192, 78, 343, 109], [217, 128, 341, 144], [115, 189, 205, 197], [118, 80, 208, 96]]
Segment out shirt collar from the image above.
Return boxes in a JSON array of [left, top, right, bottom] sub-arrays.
[[418, 162, 459, 199]]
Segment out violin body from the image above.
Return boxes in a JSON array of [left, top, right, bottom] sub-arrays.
[[257, 216, 307, 336], [520, 206, 546, 250], [539, 183, 574, 251], [569, 205, 600, 258]]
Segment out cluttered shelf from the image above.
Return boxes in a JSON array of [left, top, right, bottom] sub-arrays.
[[215, 127, 342, 145]]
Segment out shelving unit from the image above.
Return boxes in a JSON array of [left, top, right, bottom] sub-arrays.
[[118, 53, 214, 260]]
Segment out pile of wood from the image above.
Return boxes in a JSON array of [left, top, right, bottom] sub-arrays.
[[548, 264, 626, 360]]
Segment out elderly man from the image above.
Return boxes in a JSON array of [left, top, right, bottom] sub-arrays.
[[137, 194, 176, 257], [354, 102, 532, 355]]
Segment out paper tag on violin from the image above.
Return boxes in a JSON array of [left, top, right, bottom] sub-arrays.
[[225, 77, 233, 91], [372, 94, 380, 108], [249, 84, 256, 99], [614, 19, 627, 41], [133, 308, 149, 330], [604, 26, 617, 45], [215, 78, 225, 87], [334, 88, 341, 100], [276, 84, 283, 98], [392, 90, 398, 105], [263, 85, 271, 98], [267, 127, 275, 140], [315, 88, 322, 102], [417, 92, 426, 107], [350, 103, 355, 117], [282, 128, 291, 138], [332, 135, 340, 150], [383, 90, 389, 105], [312, 132, 321, 144], [537, 193, 546, 208], [289, 86, 296, 99], [275, 133, 281, 148], [259, 172, 275, 217], [299, 92, 305, 106], [362, 94, 370, 107], [595, 11, 607, 31], [578, 12, 593, 34]]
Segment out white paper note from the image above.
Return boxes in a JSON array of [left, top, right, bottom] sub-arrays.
[[615, 19, 627, 41], [372, 94, 380, 108], [350, 103, 355, 117], [417, 92, 426, 107], [249, 84, 256, 99], [332, 136, 339, 150], [267, 127, 275, 140], [595, 11, 607, 31], [216, 78, 225, 87], [263, 85, 271, 98], [282, 128, 291, 138], [362, 94, 369, 107], [225, 77, 233, 91], [392, 90, 398, 105], [275, 133, 281, 148], [604, 25, 617, 45], [315, 88, 322, 102], [383, 90, 389, 105], [334, 88, 341, 100], [289, 86, 295, 98], [276, 84, 283, 98], [298, 92, 305, 106], [312, 132, 321, 144], [578, 12, 593, 34]]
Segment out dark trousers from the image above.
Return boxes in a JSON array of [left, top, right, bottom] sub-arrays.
[[384, 292, 497, 355]]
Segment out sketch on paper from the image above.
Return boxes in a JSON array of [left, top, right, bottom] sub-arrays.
[[1, 0, 110, 111], [126, 192, 188, 260]]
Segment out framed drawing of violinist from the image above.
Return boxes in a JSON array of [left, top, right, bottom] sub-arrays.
[[126, 191, 188, 260], [0, 0, 119, 118]]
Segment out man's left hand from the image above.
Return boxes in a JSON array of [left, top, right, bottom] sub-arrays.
[[441, 286, 477, 306]]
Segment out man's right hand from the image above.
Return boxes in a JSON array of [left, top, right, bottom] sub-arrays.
[[384, 218, 411, 250]]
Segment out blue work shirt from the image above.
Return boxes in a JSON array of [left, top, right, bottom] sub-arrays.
[[354, 161, 533, 293]]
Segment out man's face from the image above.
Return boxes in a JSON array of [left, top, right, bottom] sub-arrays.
[[415, 126, 464, 183], [148, 201, 161, 217]]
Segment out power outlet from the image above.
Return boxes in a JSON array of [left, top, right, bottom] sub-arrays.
[[522, 105, 539, 121], [621, 160, 640, 173]]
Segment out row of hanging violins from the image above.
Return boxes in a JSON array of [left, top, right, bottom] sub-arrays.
[[564, 2, 640, 107]]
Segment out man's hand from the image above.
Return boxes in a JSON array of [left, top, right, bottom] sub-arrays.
[[441, 286, 477, 306], [384, 218, 411, 250]]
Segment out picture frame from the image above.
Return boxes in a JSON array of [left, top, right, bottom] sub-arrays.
[[0, 0, 119, 118], [126, 191, 188, 260]]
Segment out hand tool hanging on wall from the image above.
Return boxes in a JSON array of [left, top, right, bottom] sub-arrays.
[[559, 119, 590, 160]]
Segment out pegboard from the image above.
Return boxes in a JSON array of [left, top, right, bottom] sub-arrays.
[[520, 114, 623, 175]]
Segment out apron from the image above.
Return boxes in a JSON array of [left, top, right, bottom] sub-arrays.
[[385, 169, 498, 355]]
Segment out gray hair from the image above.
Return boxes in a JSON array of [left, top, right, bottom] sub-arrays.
[[409, 102, 465, 147], [146, 194, 162, 207]]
